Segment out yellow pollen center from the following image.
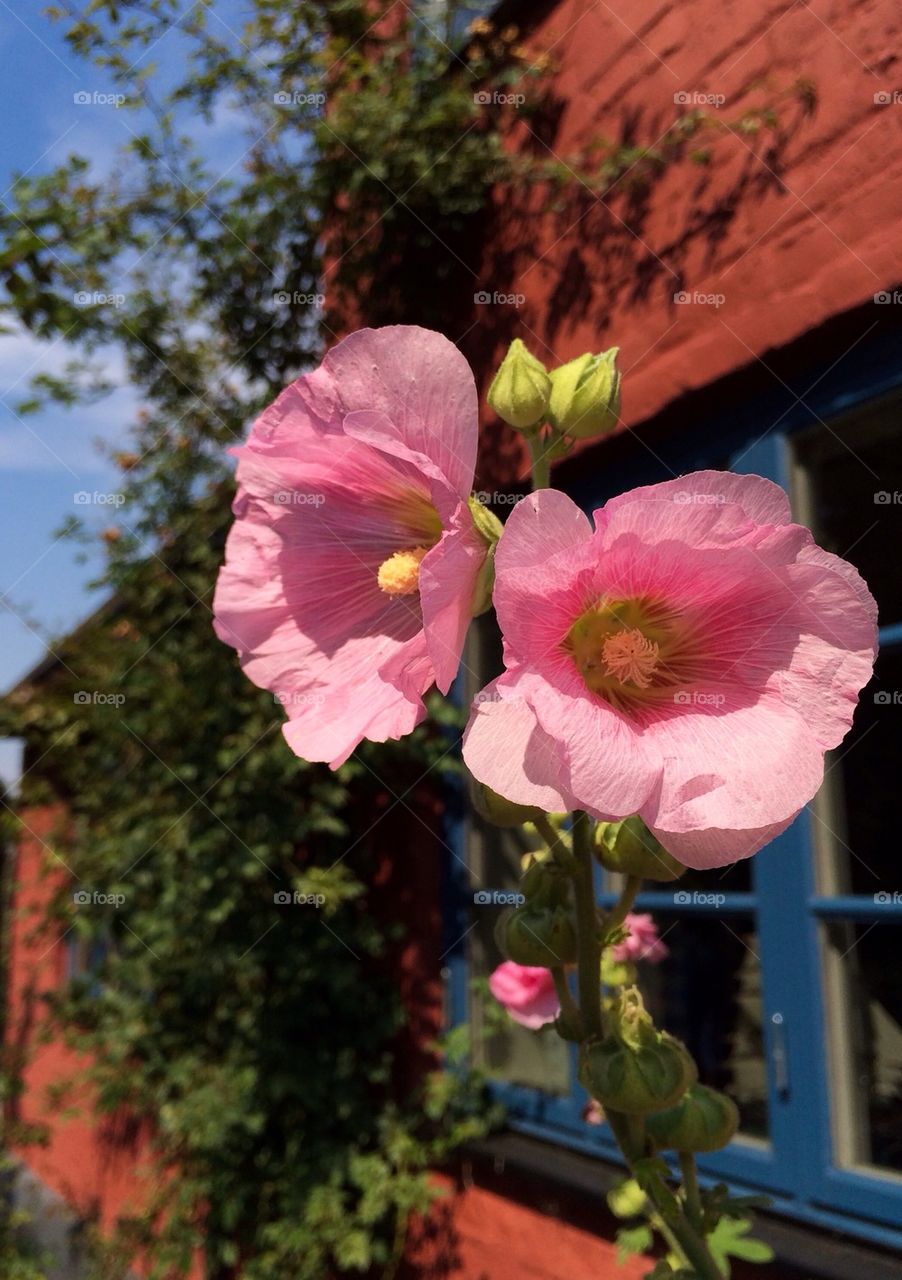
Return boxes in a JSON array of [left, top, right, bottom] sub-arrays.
[[377, 547, 429, 596], [601, 628, 660, 688]]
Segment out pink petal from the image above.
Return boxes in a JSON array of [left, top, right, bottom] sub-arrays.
[[599, 470, 792, 528], [311, 326, 478, 498], [419, 507, 487, 695]]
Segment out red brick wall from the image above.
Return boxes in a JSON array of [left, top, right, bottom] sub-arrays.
[[472, 0, 902, 482]]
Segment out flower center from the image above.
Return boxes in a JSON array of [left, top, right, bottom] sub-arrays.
[[564, 596, 694, 713], [601, 628, 659, 688], [377, 547, 429, 596]]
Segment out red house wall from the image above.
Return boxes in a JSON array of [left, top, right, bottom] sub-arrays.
[[471, 0, 902, 483]]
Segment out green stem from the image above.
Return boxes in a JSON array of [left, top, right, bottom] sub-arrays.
[[527, 431, 551, 491], [680, 1151, 704, 1234], [602, 874, 642, 938], [566, 810, 725, 1280], [570, 810, 602, 1039], [550, 966, 580, 1030], [533, 813, 572, 869]]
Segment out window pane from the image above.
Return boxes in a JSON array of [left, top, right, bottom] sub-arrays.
[[795, 408, 902, 626], [822, 920, 902, 1174], [811, 646, 902, 898], [638, 913, 769, 1140]]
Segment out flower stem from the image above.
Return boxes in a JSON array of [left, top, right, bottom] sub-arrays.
[[680, 1151, 704, 1233], [566, 810, 725, 1280], [533, 813, 572, 869], [571, 810, 602, 1039], [550, 966, 580, 1029], [527, 431, 551, 491]]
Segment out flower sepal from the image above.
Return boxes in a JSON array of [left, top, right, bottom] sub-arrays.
[[594, 818, 684, 882], [470, 779, 544, 828]]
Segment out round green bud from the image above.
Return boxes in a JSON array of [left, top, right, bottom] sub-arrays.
[[469, 778, 544, 828], [579, 1030, 696, 1115], [549, 347, 621, 440], [645, 1083, 740, 1153], [579, 987, 696, 1114], [594, 817, 685, 882], [487, 338, 552, 431], [496, 904, 578, 967]]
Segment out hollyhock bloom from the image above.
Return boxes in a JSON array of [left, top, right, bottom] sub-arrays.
[[611, 913, 669, 965], [214, 326, 490, 766], [489, 961, 561, 1029], [464, 472, 877, 869]]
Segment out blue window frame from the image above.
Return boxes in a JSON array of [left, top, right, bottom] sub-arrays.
[[444, 331, 902, 1250]]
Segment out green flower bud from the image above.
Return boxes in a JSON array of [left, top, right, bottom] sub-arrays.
[[594, 817, 685, 882], [466, 497, 504, 616], [495, 904, 578, 967], [579, 988, 696, 1115], [645, 1083, 740, 1153], [469, 778, 544, 828], [487, 338, 552, 431], [520, 858, 570, 909], [548, 347, 621, 440]]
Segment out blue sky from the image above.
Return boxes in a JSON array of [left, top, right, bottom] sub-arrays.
[[0, 3, 261, 787]]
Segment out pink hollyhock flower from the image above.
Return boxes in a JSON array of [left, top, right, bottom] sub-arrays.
[[611, 913, 668, 965], [489, 961, 561, 1029], [464, 472, 877, 869], [214, 326, 489, 767]]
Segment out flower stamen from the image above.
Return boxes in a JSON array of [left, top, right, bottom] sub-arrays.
[[602, 628, 660, 688], [377, 547, 429, 596]]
